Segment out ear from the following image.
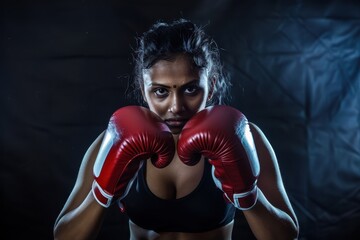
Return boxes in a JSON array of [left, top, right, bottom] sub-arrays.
[[208, 77, 217, 101]]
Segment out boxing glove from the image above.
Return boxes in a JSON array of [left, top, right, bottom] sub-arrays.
[[177, 105, 260, 210], [92, 106, 175, 209]]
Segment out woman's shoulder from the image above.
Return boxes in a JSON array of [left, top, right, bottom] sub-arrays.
[[248, 122, 278, 166], [248, 122, 267, 144], [74, 131, 106, 187], [87, 131, 106, 158]]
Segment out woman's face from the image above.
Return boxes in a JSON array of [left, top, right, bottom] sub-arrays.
[[142, 54, 210, 134]]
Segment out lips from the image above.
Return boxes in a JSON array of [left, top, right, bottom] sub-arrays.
[[165, 118, 188, 128]]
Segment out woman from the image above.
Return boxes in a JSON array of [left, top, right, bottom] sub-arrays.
[[53, 18, 299, 240]]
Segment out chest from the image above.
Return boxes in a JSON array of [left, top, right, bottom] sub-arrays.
[[145, 155, 205, 199], [122, 158, 236, 233]]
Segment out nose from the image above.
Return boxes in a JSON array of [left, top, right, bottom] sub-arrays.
[[168, 94, 185, 114]]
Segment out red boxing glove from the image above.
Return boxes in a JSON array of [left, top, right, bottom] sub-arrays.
[[92, 106, 175, 209], [177, 105, 260, 210]]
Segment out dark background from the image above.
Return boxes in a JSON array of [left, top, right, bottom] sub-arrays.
[[1, 0, 359, 239]]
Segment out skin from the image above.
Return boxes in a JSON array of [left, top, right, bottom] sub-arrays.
[[53, 53, 299, 240]]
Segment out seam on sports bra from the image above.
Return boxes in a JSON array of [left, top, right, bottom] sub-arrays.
[[141, 160, 209, 203]]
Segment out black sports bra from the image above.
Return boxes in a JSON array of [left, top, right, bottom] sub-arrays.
[[122, 160, 236, 233]]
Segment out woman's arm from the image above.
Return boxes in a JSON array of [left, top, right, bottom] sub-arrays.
[[53, 131, 108, 240], [243, 123, 299, 240]]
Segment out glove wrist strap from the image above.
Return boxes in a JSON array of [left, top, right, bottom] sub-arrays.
[[92, 181, 113, 208]]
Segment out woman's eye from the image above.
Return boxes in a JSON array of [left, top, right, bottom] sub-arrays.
[[185, 86, 199, 95], [154, 88, 169, 97]]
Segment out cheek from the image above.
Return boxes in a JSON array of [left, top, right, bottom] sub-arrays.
[[188, 93, 207, 112], [146, 97, 168, 117]]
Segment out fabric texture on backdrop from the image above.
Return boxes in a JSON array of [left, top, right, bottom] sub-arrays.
[[1, 0, 359, 239]]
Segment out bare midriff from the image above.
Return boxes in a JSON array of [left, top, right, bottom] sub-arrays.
[[129, 219, 234, 240]]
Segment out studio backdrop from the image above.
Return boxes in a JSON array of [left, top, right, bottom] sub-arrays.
[[1, 0, 359, 239]]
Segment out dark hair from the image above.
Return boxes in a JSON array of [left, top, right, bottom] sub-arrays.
[[132, 18, 231, 105]]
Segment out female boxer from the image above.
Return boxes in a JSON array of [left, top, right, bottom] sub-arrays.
[[53, 19, 299, 240]]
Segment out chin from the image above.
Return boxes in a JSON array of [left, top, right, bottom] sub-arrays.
[[170, 127, 182, 135], [171, 129, 181, 135]]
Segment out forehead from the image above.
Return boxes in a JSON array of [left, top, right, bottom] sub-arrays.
[[143, 54, 204, 86]]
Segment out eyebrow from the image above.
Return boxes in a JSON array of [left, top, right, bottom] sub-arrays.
[[148, 79, 200, 88]]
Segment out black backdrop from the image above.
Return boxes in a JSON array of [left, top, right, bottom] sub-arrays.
[[1, 0, 360, 239]]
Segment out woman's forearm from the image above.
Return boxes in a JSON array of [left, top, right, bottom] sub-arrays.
[[53, 192, 107, 240], [243, 189, 299, 240]]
